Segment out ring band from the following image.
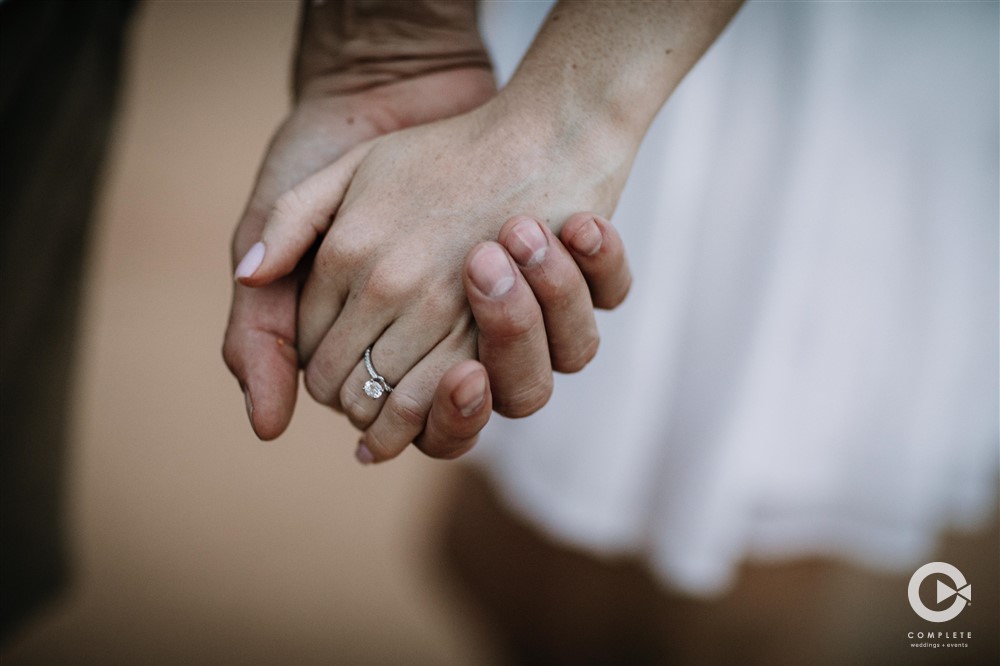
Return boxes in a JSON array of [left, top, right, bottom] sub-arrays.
[[363, 347, 393, 399]]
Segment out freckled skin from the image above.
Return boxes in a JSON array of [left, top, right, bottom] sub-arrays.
[[224, 0, 743, 452]]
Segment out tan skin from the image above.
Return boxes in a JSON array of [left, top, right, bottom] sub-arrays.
[[222, 0, 633, 458], [226, 0, 741, 462]]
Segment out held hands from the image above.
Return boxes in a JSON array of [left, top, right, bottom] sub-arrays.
[[424, 212, 631, 460], [222, 70, 631, 463], [223, 0, 742, 462], [222, 67, 497, 441], [234, 98, 633, 463], [240, 208, 629, 462]]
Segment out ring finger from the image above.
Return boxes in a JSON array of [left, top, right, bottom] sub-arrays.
[[357, 323, 478, 463], [335, 315, 455, 431]]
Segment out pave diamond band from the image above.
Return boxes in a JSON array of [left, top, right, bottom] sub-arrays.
[[363, 347, 393, 399]]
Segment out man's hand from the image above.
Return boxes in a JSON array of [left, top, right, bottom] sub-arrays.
[[413, 212, 631, 462], [223, 0, 496, 440]]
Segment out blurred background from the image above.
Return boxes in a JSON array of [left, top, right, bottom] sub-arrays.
[[3, 2, 496, 663]]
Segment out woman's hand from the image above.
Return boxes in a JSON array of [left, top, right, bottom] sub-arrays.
[[223, 70, 496, 439]]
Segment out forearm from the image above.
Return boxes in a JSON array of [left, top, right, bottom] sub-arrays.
[[495, 0, 742, 157], [294, 0, 491, 99]]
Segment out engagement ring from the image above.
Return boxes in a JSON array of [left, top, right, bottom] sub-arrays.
[[363, 346, 393, 399]]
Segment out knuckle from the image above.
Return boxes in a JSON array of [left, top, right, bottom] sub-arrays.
[[552, 333, 600, 374], [416, 432, 453, 459], [552, 269, 582, 300], [340, 384, 372, 429], [421, 283, 460, 319], [315, 227, 365, 274], [363, 264, 416, 306], [312, 242, 339, 277], [272, 187, 308, 223], [484, 304, 543, 344], [387, 390, 427, 430], [494, 374, 553, 418], [304, 363, 335, 407]]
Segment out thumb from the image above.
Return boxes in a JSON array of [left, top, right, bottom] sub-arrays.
[[233, 140, 375, 287], [223, 278, 301, 440]]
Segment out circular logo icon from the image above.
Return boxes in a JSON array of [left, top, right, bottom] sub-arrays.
[[908, 562, 971, 623]]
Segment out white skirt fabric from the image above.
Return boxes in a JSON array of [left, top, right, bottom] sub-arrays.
[[473, 1, 999, 596]]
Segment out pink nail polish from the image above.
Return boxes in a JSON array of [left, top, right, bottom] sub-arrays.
[[234, 241, 265, 281], [355, 441, 375, 465]]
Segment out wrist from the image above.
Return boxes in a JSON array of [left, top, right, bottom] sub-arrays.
[[294, 0, 491, 100], [452, 94, 635, 235], [298, 67, 495, 136], [494, 82, 639, 164], [476, 84, 639, 209], [293, 0, 495, 134]]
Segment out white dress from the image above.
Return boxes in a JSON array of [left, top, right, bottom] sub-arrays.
[[473, 0, 999, 596]]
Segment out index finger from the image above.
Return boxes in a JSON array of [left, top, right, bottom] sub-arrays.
[[222, 278, 301, 440], [463, 241, 553, 418]]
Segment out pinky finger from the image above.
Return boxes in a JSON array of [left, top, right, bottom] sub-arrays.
[[414, 361, 492, 460], [560, 212, 632, 310]]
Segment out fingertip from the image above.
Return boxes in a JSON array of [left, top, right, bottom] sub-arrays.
[[504, 217, 551, 269], [245, 398, 293, 441], [416, 361, 492, 460], [466, 242, 517, 299], [355, 440, 375, 465], [563, 214, 604, 257], [559, 212, 631, 310], [451, 363, 489, 418], [497, 214, 544, 246], [493, 378, 552, 418], [242, 364, 298, 441], [234, 241, 265, 283]]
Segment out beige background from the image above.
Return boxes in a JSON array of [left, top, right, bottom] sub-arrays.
[[4, 2, 494, 663]]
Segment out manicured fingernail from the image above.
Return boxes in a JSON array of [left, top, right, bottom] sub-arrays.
[[468, 244, 515, 298], [570, 218, 602, 256], [355, 440, 374, 465], [507, 218, 548, 267], [242, 385, 254, 421], [234, 241, 265, 281], [453, 368, 487, 417]]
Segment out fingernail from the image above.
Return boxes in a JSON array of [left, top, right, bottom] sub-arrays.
[[507, 219, 548, 267], [570, 218, 602, 257], [234, 241, 265, 281], [242, 385, 254, 421], [355, 440, 374, 465], [468, 244, 515, 298], [453, 368, 487, 417]]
